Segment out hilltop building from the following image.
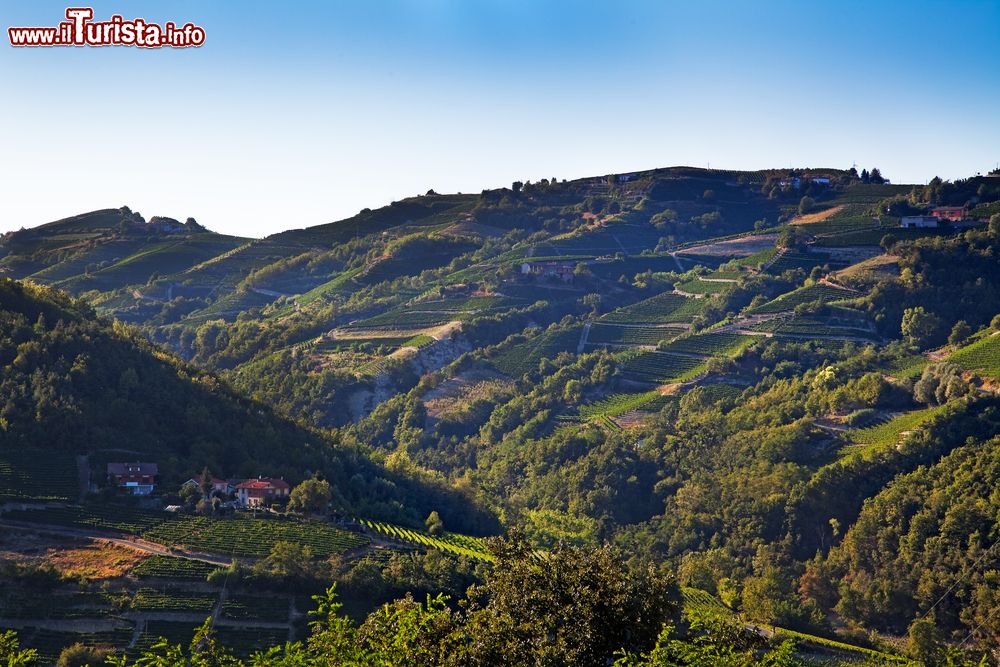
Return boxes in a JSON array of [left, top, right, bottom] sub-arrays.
[[520, 261, 575, 283], [236, 477, 290, 508], [107, 462, 158, 495], [930, 206, 966, 222], [900, 216, 939, 229]]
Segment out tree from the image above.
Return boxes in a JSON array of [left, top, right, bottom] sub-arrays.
[[913, 363, 969, 405], [948, 320, 972, 346], [0, 630, 37, 665], [869, 167, 885, 184], [424, 510, 444, 536], [798, 196, 815, 215], [907, 618, 940, 664], [901, 306, 944, 347], [563, 379, 583, 404], [457, 537, 681, 666], [252, 541, 327, 588], [288, 478, 332, 515], [992, 313, 1000, 331], [199, 466, 213, 499], [989, 213, 1000, 238], [57, 643, 113, 667], [860, 168, 870, 183], [511, 181, 523, 193]]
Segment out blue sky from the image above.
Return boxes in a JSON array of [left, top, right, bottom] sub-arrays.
[[1, 0, 998, 237]]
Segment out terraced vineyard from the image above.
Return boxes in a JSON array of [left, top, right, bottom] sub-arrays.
[[141, 516, 370, 558], [750, 314, 876, 340], [2, 504, 170, 534], [948, 331, 1000, 379], [490, 326, 582, 376], [578, 391, 659, 420], [0, 449, 78, 503], [680, 587, 731, 620], [674, 278, 734, 295], [841, 404, 952, 456], [659, 333, 754, 357], [2, 505, 370, 558], [361, 519, 493, 562], [586, 323, 681, 347], [222, 594, 290, 623], [752, 283, 855, 314], [131, 555, 222, 580], [764, 249, 835, 274], [619, 350, 704, 384], [13, 627, 134, 665], [132, 588, 217, 614], [601, 292, 705, 324]]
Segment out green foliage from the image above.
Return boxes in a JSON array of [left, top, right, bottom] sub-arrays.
[[288, 478, 332, 515]]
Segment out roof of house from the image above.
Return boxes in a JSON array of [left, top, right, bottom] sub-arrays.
[[932, 206, 965, 211], [107, 462, 158, 476]]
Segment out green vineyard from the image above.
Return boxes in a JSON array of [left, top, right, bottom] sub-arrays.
[[658, 333, 754, 357], [360, 519, 493, 562], [0, 449, 78, 504], [948, 331, 1000, 379], [619, 351, 704, 384], [600, 292, 705, 324], [751, 283, 855, 314], [131, 555, 222, 580], [586, 323, 680, 347], [141, 515, 371, 558]]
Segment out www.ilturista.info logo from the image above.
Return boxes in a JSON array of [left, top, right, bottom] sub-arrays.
[[8, 7, 205, 48]]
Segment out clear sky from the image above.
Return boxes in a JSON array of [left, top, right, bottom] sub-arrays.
[[1, 0, 998, 238]]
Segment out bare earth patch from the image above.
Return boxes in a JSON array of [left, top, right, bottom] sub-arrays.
[[45, 540, 147, 579], [423, 368, 512, 419], [0, 532, 145, 579], [678, 234, 777, 258], [789, 205, 844, 225]]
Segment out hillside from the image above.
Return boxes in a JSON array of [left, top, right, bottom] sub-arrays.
[[0, 278, 494, 532], [3, 165, 1000, 662]]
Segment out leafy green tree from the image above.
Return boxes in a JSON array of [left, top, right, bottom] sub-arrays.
[[948, 320, 972, 346], [56, 643, 112, 667], [0, 630, 37, 666], [798, 196, 815, 215], [906, 618, 940, 664], [288, 478, 332, 515], [424, 510, 444, 536], [456, 537, 681, 666], [901, 307, 944, 347]]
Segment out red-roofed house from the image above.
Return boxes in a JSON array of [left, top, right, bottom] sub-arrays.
[[107, 462, 158, 496], [236, 477, 291, 508], [931, 206, 965, 222]]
